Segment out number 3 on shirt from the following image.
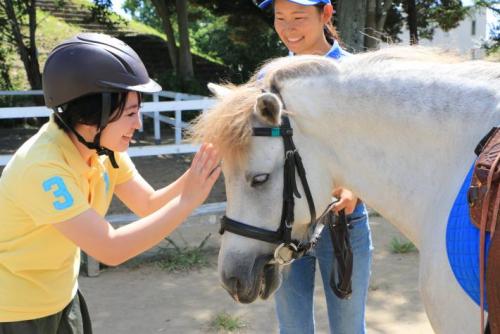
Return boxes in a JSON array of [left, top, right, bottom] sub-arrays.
[[43, 176, 74, 210]]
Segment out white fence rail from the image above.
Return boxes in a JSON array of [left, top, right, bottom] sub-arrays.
[[0, 91, 216, 166]]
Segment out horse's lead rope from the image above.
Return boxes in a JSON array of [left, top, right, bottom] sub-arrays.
[[327, 209, 353, 299], [304, 200, 354, 300]]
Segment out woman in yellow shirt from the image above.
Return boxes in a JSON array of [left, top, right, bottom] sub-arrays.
[[0, 33, 220, 334]]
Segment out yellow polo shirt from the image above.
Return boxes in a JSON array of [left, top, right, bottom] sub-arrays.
[[0, 117, 137, 321]]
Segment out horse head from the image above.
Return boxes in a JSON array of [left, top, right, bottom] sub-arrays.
[[193, 66, 335, 302]]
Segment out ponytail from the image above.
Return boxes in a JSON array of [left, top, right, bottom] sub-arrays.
[[315, 4, 342, 46]]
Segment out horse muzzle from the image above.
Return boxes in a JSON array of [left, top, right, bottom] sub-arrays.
[[219, 253, 281, 303]]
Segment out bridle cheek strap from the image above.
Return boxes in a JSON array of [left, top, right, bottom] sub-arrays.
[[219, 115, 316, 250]]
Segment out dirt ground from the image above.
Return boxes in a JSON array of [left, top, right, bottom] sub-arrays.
[[1, 125, 433, 333], [79, 216, 433, 334]]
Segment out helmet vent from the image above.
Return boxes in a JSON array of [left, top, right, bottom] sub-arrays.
[[108, 50, 134, 75]]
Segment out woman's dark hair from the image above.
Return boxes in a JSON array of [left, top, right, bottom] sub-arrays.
[[315, 4, 341, 45], [54, 92, 141, 131]]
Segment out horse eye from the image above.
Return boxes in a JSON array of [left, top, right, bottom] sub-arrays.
[[251, 173, 269, 187]]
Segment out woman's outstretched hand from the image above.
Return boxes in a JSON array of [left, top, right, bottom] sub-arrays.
[[180, 143, 221, 209], [331, 187, 358, 215]]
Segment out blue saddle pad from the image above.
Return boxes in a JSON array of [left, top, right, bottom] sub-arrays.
[[446, 166, 491, 309]]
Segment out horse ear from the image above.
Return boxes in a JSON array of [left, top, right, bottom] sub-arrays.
[[254, 92, 282, 126], [207, 83, 230, 99]]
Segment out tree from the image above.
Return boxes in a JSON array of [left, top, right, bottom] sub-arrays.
[[190, 3, 285, 82], [365, 0, 395, 49], [363, 0, 468, 47], [0, 26, 13, 90], [483, 22, 500, 55], [123, 0, 162, 28], [388, 0, 468, 44], [334, 0, 369, 52], [190, 0, 285, 81], [175, 0, 193, 78], [475, 0, 500, 14], [407, 0, 418, 44], [89, 0, 126, 28], [124, 0, 285, 81], [125, 0, 194, 80], [0, 0, 42, 90]]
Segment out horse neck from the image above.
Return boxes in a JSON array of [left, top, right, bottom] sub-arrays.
[[284, 71, 499, 247]]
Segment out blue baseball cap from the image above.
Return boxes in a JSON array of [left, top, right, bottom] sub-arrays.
[[258, 0, 331, 9]]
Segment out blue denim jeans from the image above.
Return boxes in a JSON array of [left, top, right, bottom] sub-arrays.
[[274, 202, 373, 334]]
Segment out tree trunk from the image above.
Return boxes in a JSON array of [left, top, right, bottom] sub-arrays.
[[365, 0, 377, 49], [0, 58, 12, 90], [364, 0, 394, 50], [407, 0, 418, 45], [336, 0, 368, 52], [176, 0, 193, 79], [151, 0, 178, 70], [4, 0, 42, 90], [376, 0, 393, 32]]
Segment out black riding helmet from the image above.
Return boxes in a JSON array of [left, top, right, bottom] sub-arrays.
[[42, 33, 162, 167]]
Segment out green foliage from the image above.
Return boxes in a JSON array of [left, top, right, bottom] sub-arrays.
[[190, 6, 286, 82], [88, 0, 126, 28], [0, 43, 13, 90], [390, 237, 417, 254], [156, 69, 208, 95], [210, 312, 246, 332], [484, 22, 500, 56], [1, 0, 43, 92], [475, 0, 500, 15], [191, 1, 285, 82], [122, 0, 162, 31], [377, 0, 468, 43], [154, 234, 212, 272], [383, 2, 406, 43], [154, 246, 209, 272], [122, 1, 285, 82]]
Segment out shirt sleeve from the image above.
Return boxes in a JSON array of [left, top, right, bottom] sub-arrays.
[[14, 163, 90, 225], [114, 152, 138, 185]]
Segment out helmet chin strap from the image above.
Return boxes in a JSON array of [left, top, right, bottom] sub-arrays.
[[53, 92, 119, 168]]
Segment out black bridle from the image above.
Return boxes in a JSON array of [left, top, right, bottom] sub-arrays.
[[220, 115, 316, 249], [219, 109, 354, 299]]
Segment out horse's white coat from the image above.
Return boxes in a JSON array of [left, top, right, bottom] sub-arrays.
[[213, 49, 500, 333]]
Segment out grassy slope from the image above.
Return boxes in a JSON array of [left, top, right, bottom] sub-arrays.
[[8, 1, 221, 89]]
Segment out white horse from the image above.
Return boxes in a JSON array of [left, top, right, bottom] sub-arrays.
[[191, 47, 500, 333]]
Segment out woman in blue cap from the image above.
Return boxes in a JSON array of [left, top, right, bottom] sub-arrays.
[[258, 1, 373, 333]]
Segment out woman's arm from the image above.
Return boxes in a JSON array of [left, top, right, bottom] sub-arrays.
[[114, 170, 188, 217], [53, 143, 221, 266]]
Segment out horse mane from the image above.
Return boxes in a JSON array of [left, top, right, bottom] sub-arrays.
[[188, 81, 261, 167], [189, 57, 340, 166], [189, 46, 498, 166]]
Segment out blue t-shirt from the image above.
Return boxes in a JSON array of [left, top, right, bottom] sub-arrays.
[[258, 40, 349, 80], [289, 40, 350, 60]]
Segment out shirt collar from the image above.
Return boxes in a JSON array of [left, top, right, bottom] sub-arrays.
[[45, 116, 104, 178], [288, 40, 350, 60]]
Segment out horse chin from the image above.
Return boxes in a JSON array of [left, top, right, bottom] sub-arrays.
[[226, 255, 280, 304], [259, 263, 281, 300]]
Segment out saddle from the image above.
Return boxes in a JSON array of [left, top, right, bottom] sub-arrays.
[[468, 127, 500, 334]]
